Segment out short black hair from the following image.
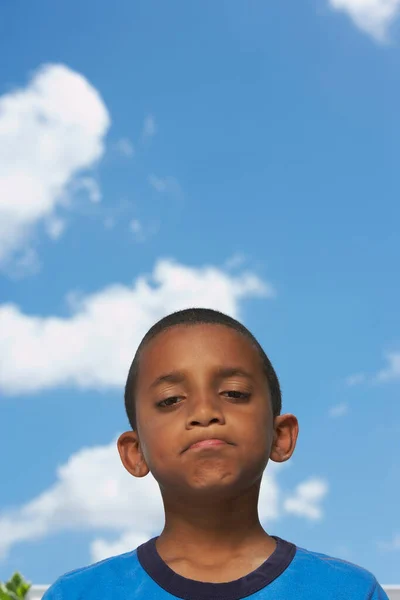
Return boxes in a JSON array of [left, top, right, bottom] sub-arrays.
[[124, 308, 282, 430]]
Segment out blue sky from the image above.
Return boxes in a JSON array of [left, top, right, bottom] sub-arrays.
[[0, 0, 399, 587]]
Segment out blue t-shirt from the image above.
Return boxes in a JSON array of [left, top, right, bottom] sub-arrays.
[[42, 536, 388, 599]]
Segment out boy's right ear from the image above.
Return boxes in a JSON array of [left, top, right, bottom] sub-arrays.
[[117, 431, 150, 478]]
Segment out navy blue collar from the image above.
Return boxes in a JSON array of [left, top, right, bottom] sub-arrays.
[[137, 536, 296, 600]]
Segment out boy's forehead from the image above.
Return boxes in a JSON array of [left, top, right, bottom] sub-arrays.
[[139, 323, 262, 374], [147, 322, 250, 348]]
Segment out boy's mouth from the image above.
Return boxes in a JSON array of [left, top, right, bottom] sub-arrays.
[[183, 437, 233, 452]]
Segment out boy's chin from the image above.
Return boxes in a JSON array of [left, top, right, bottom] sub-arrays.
[[165, 467, 257, 499], [155, 457, 265, 499]]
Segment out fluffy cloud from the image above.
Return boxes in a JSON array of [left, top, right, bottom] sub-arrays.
[[0, 438, 325, 561], [283, 478, 329, 520], [0, 259, 274, 395], [0, 63, 110, 268], [0, 439, 163, 560], [328, 0, 400, 41]]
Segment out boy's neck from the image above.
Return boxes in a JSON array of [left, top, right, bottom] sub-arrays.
[[156, 483, 275, 567]]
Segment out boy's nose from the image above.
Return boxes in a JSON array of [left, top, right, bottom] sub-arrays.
[[186, 394, 226, 428]]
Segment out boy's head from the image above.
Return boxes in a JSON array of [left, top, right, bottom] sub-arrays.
[[118, 308, 298, 499], [124, 308, 282, 431]]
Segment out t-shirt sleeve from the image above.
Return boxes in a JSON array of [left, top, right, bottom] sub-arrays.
[[371, 581, 390, 599], [41, 582, 62, 600]]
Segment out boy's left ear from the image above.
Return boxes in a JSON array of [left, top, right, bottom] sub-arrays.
[[117, 431, 150, 477], [269, 414, 299, 463]]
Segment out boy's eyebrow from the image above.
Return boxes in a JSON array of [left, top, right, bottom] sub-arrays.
[[149, 370, 186, 389], [149, 367, 254, 390], [214, 366, 254, 381]]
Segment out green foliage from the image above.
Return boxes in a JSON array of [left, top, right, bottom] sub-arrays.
[[0, 573, 31, 600]]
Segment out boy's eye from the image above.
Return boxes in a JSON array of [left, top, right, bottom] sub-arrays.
[[157, 391, 250, 408], [222, 390, 251, 401], [157, 396, 182, 408]]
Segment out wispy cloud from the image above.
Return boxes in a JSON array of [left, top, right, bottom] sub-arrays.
[[345, 373, 366, 386], [72, 177, 102, 204], [378, 533, 400, 551], [346, 352, 400, 387], [148, 174, 168, 193], [148, 175, 182, 201], [329, 402, 349, 418], [6, 247, 41, 280], [115, 138, 134, 157], [224, 254, 247, 270], [0, 259, 273, 395], [375, 352, 400, 382], [129, 218, 149, 242], [0, 63, 110, 272], [45, 216, 66, 240], [142, 114, 157, 140], [328, 0, 400, 42]]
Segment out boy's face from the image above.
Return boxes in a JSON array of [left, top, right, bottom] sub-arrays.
[[118, 324, 297, 499]]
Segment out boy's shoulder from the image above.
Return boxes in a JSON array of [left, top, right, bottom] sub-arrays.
[[289, 543, 386, 598], [42, 548, 143, 599]]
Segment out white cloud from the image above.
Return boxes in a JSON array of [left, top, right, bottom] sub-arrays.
[[0, 439, 324, 561], [0, 259, 274, 395], [91, 530, 151, 563], [375, 352, 400, 382], [0, 63, 110, 269], [329, 402, 349, 418], [258, 462, 282, 523], [283, 477, 329, 520], [0, 258, 328, 562], [328, 0, 400, 41], [0, 439, 164, 560], [116, 138, 134, 157], [345, 373, 366, 386], [142, 114, 156, 139]]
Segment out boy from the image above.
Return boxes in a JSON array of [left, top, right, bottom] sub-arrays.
[[43, 308, 388, 599]]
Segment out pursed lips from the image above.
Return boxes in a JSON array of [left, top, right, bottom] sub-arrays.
[[185, 438, 232, 452]]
